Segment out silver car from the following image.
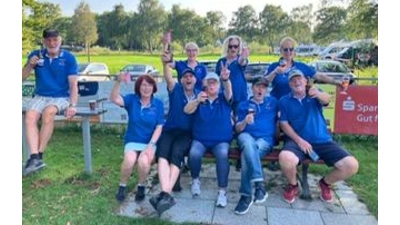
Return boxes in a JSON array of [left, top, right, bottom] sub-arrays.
[[308, 60, 357, 84]]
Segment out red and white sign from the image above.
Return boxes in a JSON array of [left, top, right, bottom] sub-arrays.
[[334, 86, 378, 135]]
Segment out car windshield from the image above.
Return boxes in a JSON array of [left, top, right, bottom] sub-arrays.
[[318, 62, 350, 73], [123, 65, 146, 72], [78, 63, 89, 73]]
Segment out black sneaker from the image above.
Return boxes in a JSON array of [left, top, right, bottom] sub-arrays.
[[23, 158, 46, 176], [156, 193, 176, 216], [254, 184, 268, 204], [149, 193, 162, 210], [135, 185, 145, 202], [115, 186, 126, 202], [172, 174, 182, 192], [234, 195, 253, 215]]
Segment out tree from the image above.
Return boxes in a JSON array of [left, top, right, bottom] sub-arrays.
[[290, 4, 313, 43], [259, 4, 290, 50], [228, 5, 259, 42], [205, 11, 226, 45], [96, 4, 130, 50], [346, 0, 378, 39], [136, 0, 167, 53], [313, 6, 347, 44], [68, 1, 98, 62]]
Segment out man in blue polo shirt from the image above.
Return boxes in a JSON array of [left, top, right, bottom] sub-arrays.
[[234, 77, 279, 215], [265, 36, 343, 100], [279, 69, 359, 204], [184, 68, 233, 208], [22, 28, 78, 176], [148, 51, 199, 216]]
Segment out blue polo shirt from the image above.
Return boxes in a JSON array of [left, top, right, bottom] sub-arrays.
[[266, 61, 316, 100], [215, 57, 248, 103], [192, 93, 233, 147], [236, 96, 279, 146], [175, 60, 207, 90], [279, 93, 331, 144], [27, 49, 78, 97], [164, 83, 198, 131], [123, 94, 165, 144]]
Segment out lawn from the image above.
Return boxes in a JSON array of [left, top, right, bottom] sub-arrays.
[[22, 125, 378, 224]]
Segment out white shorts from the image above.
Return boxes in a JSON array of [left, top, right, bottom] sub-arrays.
[[124, 142, 157, 153]]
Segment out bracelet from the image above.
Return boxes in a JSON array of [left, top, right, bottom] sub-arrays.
[[69, 103, 76, 108]]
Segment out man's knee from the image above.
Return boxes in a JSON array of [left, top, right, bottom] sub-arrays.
[[279, 150, 298, 168], [337, 156, 359, 176]]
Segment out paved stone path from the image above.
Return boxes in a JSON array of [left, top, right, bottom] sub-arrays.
[[116, 163, 377, 225]]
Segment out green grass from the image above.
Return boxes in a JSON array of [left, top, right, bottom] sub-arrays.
[[22, 126, 378, 224]]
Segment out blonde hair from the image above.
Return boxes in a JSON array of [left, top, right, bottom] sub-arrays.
[[279, 37, 297, 48], [221, 35, 243, 57], [185, 42, 200, 54]]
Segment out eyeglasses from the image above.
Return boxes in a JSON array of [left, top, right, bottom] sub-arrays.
[[282, 48, 294, 53], [228, 45, 239, 49], [186, 49, 197, 52]]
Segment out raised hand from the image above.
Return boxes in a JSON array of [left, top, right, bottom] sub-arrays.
[[220, 61, 230, 81], [240, 46, 250, 59]]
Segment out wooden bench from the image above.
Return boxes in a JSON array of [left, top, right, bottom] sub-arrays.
[[202, 120, 331, 200]]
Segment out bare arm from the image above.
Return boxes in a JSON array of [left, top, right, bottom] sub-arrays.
[[314, 72, 342, 87], [64, 75, 79, 118], [308, 86, 330, 105], [161, 52, 176, 91], [184, 98, 200, 114], [22, 55, 39, 80], [110, 76, 124, 107], [148, 125, 163, 147]]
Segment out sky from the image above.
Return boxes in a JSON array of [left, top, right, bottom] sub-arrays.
[[39, 0, 324, 24]]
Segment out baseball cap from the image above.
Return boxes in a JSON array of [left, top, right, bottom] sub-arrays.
[[181, 68, 196, 77], [203, 72, 220, 82], [251, 77, 269, 86], [288, 69, 305, 80], [43, 28, 60, 38]]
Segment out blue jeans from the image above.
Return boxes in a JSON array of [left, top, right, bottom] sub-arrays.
[[189, 140, 230, 188], [237, 132, 273, 196]]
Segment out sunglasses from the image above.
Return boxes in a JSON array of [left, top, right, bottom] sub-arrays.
[[186, 49, 197, 52], [228, 45, 239, 49], [282, 48, 294, 53]]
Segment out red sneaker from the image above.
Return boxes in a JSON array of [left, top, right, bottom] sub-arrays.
[[319, 178, 333, 203], [283, 184, 299, 204]]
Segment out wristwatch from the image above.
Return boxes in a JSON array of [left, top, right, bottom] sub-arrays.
[[69, 103, 77, 108]]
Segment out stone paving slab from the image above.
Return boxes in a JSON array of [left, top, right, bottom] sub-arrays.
[[267, 207, 325, 225], [320, 213, 378, 225], [116, 163, 378, 225]]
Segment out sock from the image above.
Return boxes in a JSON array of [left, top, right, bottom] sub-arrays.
[[30, 154, 39, 160], [321, 177, 330, 186], [138, 183, 146, 187], [218, 189, 226, 195], [119, 183, 127, 187], [38, 152, 43, 160], [290, 183, 298, 187]]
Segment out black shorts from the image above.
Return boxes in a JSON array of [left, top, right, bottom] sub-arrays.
[[282, 139, 351, 167], [156, 128, 192, 168]]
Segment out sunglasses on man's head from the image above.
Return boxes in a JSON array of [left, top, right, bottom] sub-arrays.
[[282, 48, 294, 53], [228, 45, 239, 49]]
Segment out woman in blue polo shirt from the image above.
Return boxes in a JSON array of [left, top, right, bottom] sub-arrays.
[[184, 68, 232, 208], [215, 35, 249, 111], [110, 74, 164, 203], [169, 42, 207, 90]]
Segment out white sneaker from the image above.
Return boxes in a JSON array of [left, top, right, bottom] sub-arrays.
[[216, 190, 227, 207], [191, 179, 201, 196]]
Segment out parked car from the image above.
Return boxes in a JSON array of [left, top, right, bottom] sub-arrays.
[[199, 60, 218, 73], [308, 60, 357, 85], [78, 62, 110, 81], [295, 45, 318, 57], [245, 62, 270, 81], [120, 64, 160, 81]]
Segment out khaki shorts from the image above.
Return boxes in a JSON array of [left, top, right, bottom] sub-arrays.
[[26, 95, 69, 114]]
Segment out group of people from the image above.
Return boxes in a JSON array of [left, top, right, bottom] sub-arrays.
[[22, 28, 359, 217]]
